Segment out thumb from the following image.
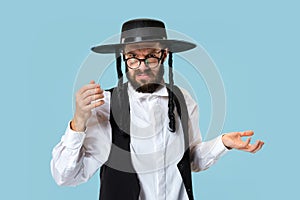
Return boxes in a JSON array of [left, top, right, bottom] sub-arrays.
[[241, 130, 254, 137], [90, 80, 95, 84]]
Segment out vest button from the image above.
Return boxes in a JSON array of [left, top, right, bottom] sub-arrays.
[[179, 163, 184, 170]]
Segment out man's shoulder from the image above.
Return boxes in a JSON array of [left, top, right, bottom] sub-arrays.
[[175, 86, 197, 107], [174, 86, 194, 100]]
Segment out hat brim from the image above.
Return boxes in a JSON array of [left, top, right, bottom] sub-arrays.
[[91, 39, 196, 54]]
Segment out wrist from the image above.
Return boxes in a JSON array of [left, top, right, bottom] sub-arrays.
[[71, 116, 86, 132], [222, 134, 232, 150]]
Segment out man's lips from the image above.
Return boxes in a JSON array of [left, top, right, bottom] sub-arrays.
[[136, 73, 151, 78]]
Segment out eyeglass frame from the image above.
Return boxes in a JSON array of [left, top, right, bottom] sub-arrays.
[[123, 49, 165, 70]]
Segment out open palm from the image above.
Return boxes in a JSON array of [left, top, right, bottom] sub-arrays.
[[222, 130, 264, 153]]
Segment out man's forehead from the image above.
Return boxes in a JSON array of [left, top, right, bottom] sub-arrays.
[[123, 42, 163, 53]]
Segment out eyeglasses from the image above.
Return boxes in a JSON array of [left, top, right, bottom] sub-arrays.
[[124, 50, 165, 70]]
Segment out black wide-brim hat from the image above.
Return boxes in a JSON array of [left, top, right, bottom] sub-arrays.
[[91, 18, 196, 54]]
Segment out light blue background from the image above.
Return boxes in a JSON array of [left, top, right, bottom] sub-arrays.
[[1, 0, 299, 199]]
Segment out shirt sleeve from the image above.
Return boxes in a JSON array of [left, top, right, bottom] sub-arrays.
[[50, 91, 112, 186], [180, 88, 230, 172]]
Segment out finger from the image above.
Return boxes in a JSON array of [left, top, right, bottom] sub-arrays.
[[238, 137, 251, 149], [82, 94, 104, 105], [90, 80, 95, 84], [86, 99, 105, 110], [251, 141, 265, 153], [248, 140, 262, 153], [244, 140, 260, 152], [82, 87, 104, 100], [78, 83, 100, 95]]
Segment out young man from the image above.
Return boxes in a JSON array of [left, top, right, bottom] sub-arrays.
[[51, 18, 264, 200]]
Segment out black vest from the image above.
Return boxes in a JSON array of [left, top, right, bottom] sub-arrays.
[[99, 83, 194, 200]]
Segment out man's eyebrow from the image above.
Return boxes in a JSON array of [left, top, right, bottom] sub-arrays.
[[124, 49, 161, 57], [124, 52, 136, 56], [148, 49, 162, 53]]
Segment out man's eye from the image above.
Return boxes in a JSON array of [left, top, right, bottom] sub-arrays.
[[148, 53, 159, 58], [126, 54, 136, 58]]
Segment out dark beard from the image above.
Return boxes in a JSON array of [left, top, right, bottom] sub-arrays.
[[126, 64, 164, 93], [135, 83, 161, 93]]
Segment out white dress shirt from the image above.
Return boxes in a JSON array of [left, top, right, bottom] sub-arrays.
[[50, 83, 229, 200]]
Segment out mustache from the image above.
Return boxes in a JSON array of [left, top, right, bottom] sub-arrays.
[[134, 69, 153, 76]]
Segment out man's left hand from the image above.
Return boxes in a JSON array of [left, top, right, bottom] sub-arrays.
[[222, 130, 264, 153]]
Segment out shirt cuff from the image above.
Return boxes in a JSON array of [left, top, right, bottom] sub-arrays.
[[62, 121, 86, 149], [209, 135, 230, 158]]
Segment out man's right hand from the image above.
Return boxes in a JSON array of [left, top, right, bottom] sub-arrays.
[[71, 80, 105, 132]]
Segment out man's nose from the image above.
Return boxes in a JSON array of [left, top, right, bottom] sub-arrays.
[[139, 60, 149, 71]]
